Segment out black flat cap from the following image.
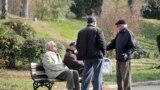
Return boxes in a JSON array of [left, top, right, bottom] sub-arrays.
[[115, 19, 126, 25], [87, 16, 96, 23]]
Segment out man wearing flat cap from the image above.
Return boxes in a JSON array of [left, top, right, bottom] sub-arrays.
[[76, 16, 106, 90], [107, 20, 136, 90]]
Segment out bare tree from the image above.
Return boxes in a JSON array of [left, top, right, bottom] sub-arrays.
[[1, 0, 8, 19]]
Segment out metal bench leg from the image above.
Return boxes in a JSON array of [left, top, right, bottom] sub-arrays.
[[47, 82, 54, 90], [33, 81, 38, 90]]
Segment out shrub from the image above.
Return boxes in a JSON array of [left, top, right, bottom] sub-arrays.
[[21, 39, 66, 64], [4, 20, 35, 39], [142, 0, 160, 19], [0, 36, 21, 69], [134, 46, 150, 59], [0, 24, 9, 36], [157, 35, 160, 53], [21, 39, 46, 63]]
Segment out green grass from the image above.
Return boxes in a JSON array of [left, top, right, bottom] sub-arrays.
[[104, 59, 160, 84], [141, 19, 160, 41], [49, 19, 86, 40], [0, 70, 66, 90], [0, 59, 160, 90]]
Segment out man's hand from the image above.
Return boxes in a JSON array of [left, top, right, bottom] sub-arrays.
[[122, 53, 128, 60]]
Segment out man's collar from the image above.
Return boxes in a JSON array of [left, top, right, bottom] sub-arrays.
[[87, 24, 95, 27], [119, 28, 127, 33], [47, 50, 57, 54]]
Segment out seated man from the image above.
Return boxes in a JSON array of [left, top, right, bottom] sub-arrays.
[[42, 41, 80, 90], [63, 42, 84, 75]]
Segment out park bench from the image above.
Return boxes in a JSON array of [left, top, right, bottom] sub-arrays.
[[30, 63, 63, 90]]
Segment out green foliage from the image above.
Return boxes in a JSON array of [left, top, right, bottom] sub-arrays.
[[141, 19, 160, 40], [21, 39, 65, 65], [21, 39, 46, 63], [0, 20, 67, 69], [4, 20, 35, 39], [55, 41, 66, 58], [136, 36, 159, 59], [134, 46, 150, 59], [71, 0, 103, 18], [157, 35, 160, 53], [34, 0, 73, 20], [0, 36, 21, 69], [142, 0, 160, 19], [0, 24, 9, 36]]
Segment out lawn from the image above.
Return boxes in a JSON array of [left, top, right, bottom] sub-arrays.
[[49, 18, 86, 40], [0, 59, 160, 90], [0, 17, 160, 89], [104, 59, 160, 84]]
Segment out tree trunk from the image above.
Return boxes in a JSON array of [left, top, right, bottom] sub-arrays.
[[23, 0, 29, 18], [1, 0, 8, 19], [128, 0, 134, 13]]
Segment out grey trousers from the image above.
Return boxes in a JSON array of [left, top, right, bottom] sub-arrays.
[[56, 70, 80, 90], [116, 60, 131, 90]]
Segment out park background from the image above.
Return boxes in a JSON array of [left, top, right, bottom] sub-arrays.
[[0, 0, 160, 90]]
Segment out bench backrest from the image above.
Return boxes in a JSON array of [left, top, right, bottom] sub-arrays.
[[30, 63, 48, 81]]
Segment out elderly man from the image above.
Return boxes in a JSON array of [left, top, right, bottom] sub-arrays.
[[42, 41, 80, 90], [107, 20, 136, 90], [63, 42, 84, 75], [76, 16, 106, 90]]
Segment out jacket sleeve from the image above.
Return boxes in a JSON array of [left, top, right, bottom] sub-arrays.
[[76, 32, 80, 51], [42, 54, 65, 71], [126, 32, 136, 56], [64, 52, 84, 67], [97, 29, 106, 55], [106, 34, 117, 51]]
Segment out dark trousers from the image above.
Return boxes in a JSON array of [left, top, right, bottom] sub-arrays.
[[56, 70, 80, 90], [81, 58, 103, 90], [116, 60, 131, 90]]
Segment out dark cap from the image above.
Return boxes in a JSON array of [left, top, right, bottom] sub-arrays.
[[87, 16, 96, 23], [69, 42, 76, 46], [115, 19, 126, 25]]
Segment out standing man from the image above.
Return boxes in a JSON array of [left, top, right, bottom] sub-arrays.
[[76, 16, 106, 90], [107, 20, 136, 90]]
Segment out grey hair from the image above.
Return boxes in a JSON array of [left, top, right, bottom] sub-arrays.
[[45, 41, 55, 50]]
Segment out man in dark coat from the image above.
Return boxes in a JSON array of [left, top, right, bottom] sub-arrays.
[[64, 42, 84, 75], [107, 20, 136, 90], [76, 16, 106, 90]]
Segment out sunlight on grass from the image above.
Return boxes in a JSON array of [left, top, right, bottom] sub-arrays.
[[104, 59, 160, 84], [49, 19, 86, 40]]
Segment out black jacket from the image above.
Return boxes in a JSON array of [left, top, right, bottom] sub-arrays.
[[76, 25, 106, 60], [63, 49, 84, 69], [107, 28, 136, 62]]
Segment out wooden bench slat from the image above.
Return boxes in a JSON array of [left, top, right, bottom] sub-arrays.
[[30, 62, 64, 90], [32, 71, 46, 75]]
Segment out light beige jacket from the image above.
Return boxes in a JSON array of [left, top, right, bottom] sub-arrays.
[[42, 51, 67, 79]]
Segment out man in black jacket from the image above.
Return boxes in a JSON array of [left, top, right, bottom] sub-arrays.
[[76, 16, 106, 90], [107, 20, 136, 90]]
